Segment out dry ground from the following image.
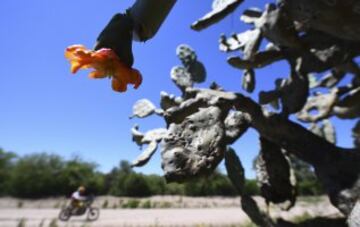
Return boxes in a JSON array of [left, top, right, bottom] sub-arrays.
[[0, 196, 343, 227]]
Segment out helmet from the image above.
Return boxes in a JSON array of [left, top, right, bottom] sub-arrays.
[[78, 186, 86, 193]]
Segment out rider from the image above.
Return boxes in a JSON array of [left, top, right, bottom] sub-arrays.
[[71, 186, 88, 209]]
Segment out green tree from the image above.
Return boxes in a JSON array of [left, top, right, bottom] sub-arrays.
[[9, 153, 64, 198], [0, 148, 16, 195], [123, 173, 151, 197], [145, 174, 166, 195], [8, 153, 104, 198], [106, 161, 134, 196], [243, 179, 260, 196], [163, 182, 185, 195], [290, 156, 324, 196], [57, 156, 104, 196], [184, 170, 237, 196]]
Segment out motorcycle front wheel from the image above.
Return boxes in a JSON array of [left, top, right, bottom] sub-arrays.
[[58, 208, 71, 221], [87, 207, 100, 221]]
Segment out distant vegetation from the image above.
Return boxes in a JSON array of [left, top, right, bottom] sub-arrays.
[[0, 148, 323, 198]]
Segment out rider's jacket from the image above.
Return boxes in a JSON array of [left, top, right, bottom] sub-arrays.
[[71, 191, 87, 201]]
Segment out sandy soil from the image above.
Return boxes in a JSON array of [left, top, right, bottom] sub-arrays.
[[0, 208, 252, 227], [0, 196, 343, 227]]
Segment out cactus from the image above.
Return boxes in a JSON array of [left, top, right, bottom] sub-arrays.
[[297, 90, 338, 122], [161, 106, 227, 181], [160, 91, 182, 110], [128, 1, 360, 224], [191, 0, 245, 31], [176, 44, 197, 66], [224, 111, 249, 144], [187, 61, 206, 83], [175, 44, 206, 84], [171, 66, 193, 92], [322, 120, 336, 144], [224, 147, 245, 194], [219, 29, 262, 55], [241, 69, 255, 93], [131, 126, 167, 167], [255, 137, 297, 210], [131, 99, 157, 119], [353, 121, 360, 149], [225, 147, 275, 226], [348, 200, 360, 227], [131, 141, 158, 167]]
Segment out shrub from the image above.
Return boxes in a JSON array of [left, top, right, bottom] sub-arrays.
[[141, 200, 152, 209], [17, 201, 23, 208], [243, 180, 260, 196], [123, 199, 140, 209], [102, 200, 109, 209], [8, 153, 104, 198], [48, 219, 58, 227], [17, 219, 26, 227], [159, 201, 172, 208], [122, 173, 151, 197]]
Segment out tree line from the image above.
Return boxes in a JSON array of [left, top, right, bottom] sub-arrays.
[[0, 148, 323, 198]]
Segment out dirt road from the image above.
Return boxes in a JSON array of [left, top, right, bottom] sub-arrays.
[[0, 208, 251, 227], [0, 196, 343, 226]]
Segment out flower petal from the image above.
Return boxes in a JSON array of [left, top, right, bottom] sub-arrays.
[[65, 44, 86, 60], [130, 69, 142, 89], [112, 78, 127, 92], [89, 70, 107, 79], [65, 45, 143, 92], [70, 61, 82, 74]]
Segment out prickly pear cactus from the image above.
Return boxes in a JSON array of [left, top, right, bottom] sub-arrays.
[[322, 120, 336, 144], [130, 45, 245, 181], [130, 125, 167, 167], [242, 69, 255, 93], [128, 0, 360, 225], [224, 147, 245, 194], [352, 121, 360, 149], [348, 200, 360, 227], [255, 137, 297, 209], [161, 106, 227, 181], [176, 44, 197, 66], [131, 99, 157, 118], [175, 44, 206, 84], [171, 66, 193, 92], [191, 0, 245, 31], [160, 91, 182, 110], [224, 111, 249, 144]]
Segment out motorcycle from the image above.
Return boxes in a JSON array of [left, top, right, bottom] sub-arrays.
[[58, 196, 100, 221]]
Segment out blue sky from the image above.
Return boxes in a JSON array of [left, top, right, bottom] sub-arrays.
[[0, 0, 356, 178]]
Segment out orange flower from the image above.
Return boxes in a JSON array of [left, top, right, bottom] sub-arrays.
[[65, 45, 142, 92]]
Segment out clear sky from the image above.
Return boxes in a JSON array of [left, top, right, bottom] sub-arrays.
[[0, 0, 356, 178]]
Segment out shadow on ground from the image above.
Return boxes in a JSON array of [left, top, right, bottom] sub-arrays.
[[277, 217, 347, 227]]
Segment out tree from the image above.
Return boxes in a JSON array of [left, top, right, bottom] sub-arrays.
[[8, 153, 104, 198], [184, 170, 237, 196], [58, 157, 104, 196], [289, 155, 324, 196], [145, 174, 166, 195], [106, 160, 154, 197], [9, 153, 65, 198], [0, 148, 16, 195], [105, 160, 135, 196], [128, 0, 360, 225], [123, 173, 151, 197]]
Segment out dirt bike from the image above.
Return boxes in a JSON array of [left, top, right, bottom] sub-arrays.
[[58, 195, 100, 221]]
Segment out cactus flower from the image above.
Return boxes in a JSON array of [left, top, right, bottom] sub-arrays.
[[65, 45, 142, 92]]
